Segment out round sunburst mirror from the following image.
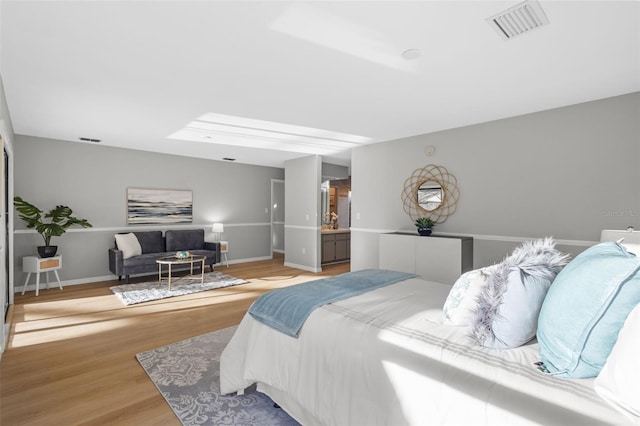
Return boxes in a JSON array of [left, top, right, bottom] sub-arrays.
[[401, 164, 459, 223]]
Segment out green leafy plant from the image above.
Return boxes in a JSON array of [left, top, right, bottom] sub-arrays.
[[414, 217, 435, 229], [14, 196, 92, 246]]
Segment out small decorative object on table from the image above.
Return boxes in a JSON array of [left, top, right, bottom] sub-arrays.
[[415, 217, 434, 236], [175, 251, 191, 259]]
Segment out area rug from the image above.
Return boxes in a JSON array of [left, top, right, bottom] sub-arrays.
[[110, 272, 248, 305], [136, 326, 300, 426]]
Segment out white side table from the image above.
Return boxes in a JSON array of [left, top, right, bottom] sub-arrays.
[[22, 255, 63, 296], [219, 241, 229, 267]]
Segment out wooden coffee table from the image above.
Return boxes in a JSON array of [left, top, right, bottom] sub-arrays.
[[156, 255, 206, 290]]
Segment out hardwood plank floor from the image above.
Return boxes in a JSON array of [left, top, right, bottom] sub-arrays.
[[1, 254, 350, 425]]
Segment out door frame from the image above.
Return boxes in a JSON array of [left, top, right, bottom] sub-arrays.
[[0, 120, 14, 355]]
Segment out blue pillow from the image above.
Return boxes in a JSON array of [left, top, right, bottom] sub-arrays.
[[537, 242, 640, 378]]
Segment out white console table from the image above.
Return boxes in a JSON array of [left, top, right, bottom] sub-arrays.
[[379, 233, 473, 285], [22, 255, 63, 296]]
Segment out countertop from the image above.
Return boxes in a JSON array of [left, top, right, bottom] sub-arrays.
[[321, 228, 351, 234]]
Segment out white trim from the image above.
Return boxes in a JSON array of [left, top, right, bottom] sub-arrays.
[[273, 249, 284, 254], [215, 255, 271, 266], [350, 227, 596, 247], [16, 274, 116, 292], [350, 227, 395, 234], [284, 261, 322, 273], [434, 232, 596, 247], [272, 221, 285, 225], [284, 225, 320, 231], [14, 222, 272, 234], [0, 119, 14, 356]]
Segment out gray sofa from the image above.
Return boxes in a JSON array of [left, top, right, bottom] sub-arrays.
[[108, 229, 221, 283]]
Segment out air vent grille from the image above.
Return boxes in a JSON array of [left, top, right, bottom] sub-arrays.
[[79, 137, 101, 143], [487, 0, 550, 40]]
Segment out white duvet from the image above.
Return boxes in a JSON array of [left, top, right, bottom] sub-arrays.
[[220, 277, 631, 425]]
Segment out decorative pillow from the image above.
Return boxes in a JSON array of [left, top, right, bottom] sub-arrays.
[[620, 242, 640, 256], [537, 242, 640, 378], [442, 266, 494, 326], [594, 303, 640, 421], [470, 237, 570, 349], [115, 233, 142, 259]]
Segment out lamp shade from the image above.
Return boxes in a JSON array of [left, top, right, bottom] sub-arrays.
[[212, 223, 224, 233]]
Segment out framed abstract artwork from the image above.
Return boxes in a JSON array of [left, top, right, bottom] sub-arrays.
[[127, 188, 193, 224]]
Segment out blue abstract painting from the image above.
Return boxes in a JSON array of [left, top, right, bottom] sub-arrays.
[[127, 188, 193, 224]]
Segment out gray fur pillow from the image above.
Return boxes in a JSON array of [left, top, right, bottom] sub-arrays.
[[470, 237, 570, 348]]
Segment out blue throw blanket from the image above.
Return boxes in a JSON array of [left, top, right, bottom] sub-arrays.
[[248, 269, 417, 337]]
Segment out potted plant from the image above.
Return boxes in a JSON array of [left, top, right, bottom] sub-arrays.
[[14, 196, 93, 258], [415, 217, 434, 236]]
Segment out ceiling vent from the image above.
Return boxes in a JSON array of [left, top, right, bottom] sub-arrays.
[[487, 0, 550, 40], [79, 137, 101, 143]]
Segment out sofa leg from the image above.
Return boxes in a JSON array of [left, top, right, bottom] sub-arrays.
[[126, 275, 130, 284], [210, 265, 214, 273], [118, 276, 122, 281]]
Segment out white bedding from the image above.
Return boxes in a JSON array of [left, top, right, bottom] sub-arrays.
[[220, 277, 632, 425]]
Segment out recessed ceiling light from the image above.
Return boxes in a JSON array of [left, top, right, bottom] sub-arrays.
[[401, 49, 421, 60]]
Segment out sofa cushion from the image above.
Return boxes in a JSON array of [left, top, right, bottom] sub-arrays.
[[165, 229, 205, 251], [122, 252, 167, 268], [133, 231, 164, 254]]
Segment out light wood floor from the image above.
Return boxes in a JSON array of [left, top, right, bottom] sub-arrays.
[[1, 254, 350, 425]]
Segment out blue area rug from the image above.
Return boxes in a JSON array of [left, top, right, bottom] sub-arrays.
[[110, 271, 248, 305], [136, 326, 300, 426]]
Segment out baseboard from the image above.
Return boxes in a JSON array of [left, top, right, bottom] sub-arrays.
[[283, 262, 322, 273], [14, 256, 276, 292], [215, 256, 271, 266], [15, 274, 116, 293]]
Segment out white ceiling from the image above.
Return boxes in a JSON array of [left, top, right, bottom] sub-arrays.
[[2, 1, 639, 168]]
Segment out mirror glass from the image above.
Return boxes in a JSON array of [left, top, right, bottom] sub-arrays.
[[320, 178, 351, 229], [417, 181, 443, 211]]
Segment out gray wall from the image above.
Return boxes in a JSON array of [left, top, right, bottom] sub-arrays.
[[13, 136, 284, 285], [322, 162, 349, 180], [351, 92, 640, 270], [284, 155, 321, 272]]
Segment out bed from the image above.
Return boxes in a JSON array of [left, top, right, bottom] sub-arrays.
[[220, 271, 634, 425]]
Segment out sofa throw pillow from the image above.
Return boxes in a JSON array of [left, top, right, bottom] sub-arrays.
[[537, 242, 640, 378], [115, 233, 142, 259], [470, 237, 570, 349], [594, 303, 640, 421], [442, 266, 494, 326]]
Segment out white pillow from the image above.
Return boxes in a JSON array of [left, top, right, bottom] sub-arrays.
[[594, 303, 640, 421], [622, 242, 640, 256], [442, 266, 494, 326], [115, 233, 142, 259], [470, 237, 570, 349]]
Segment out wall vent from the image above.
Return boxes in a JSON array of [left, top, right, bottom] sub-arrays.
[[487, 0, 550, 40], [79, 137, 101, 143]]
